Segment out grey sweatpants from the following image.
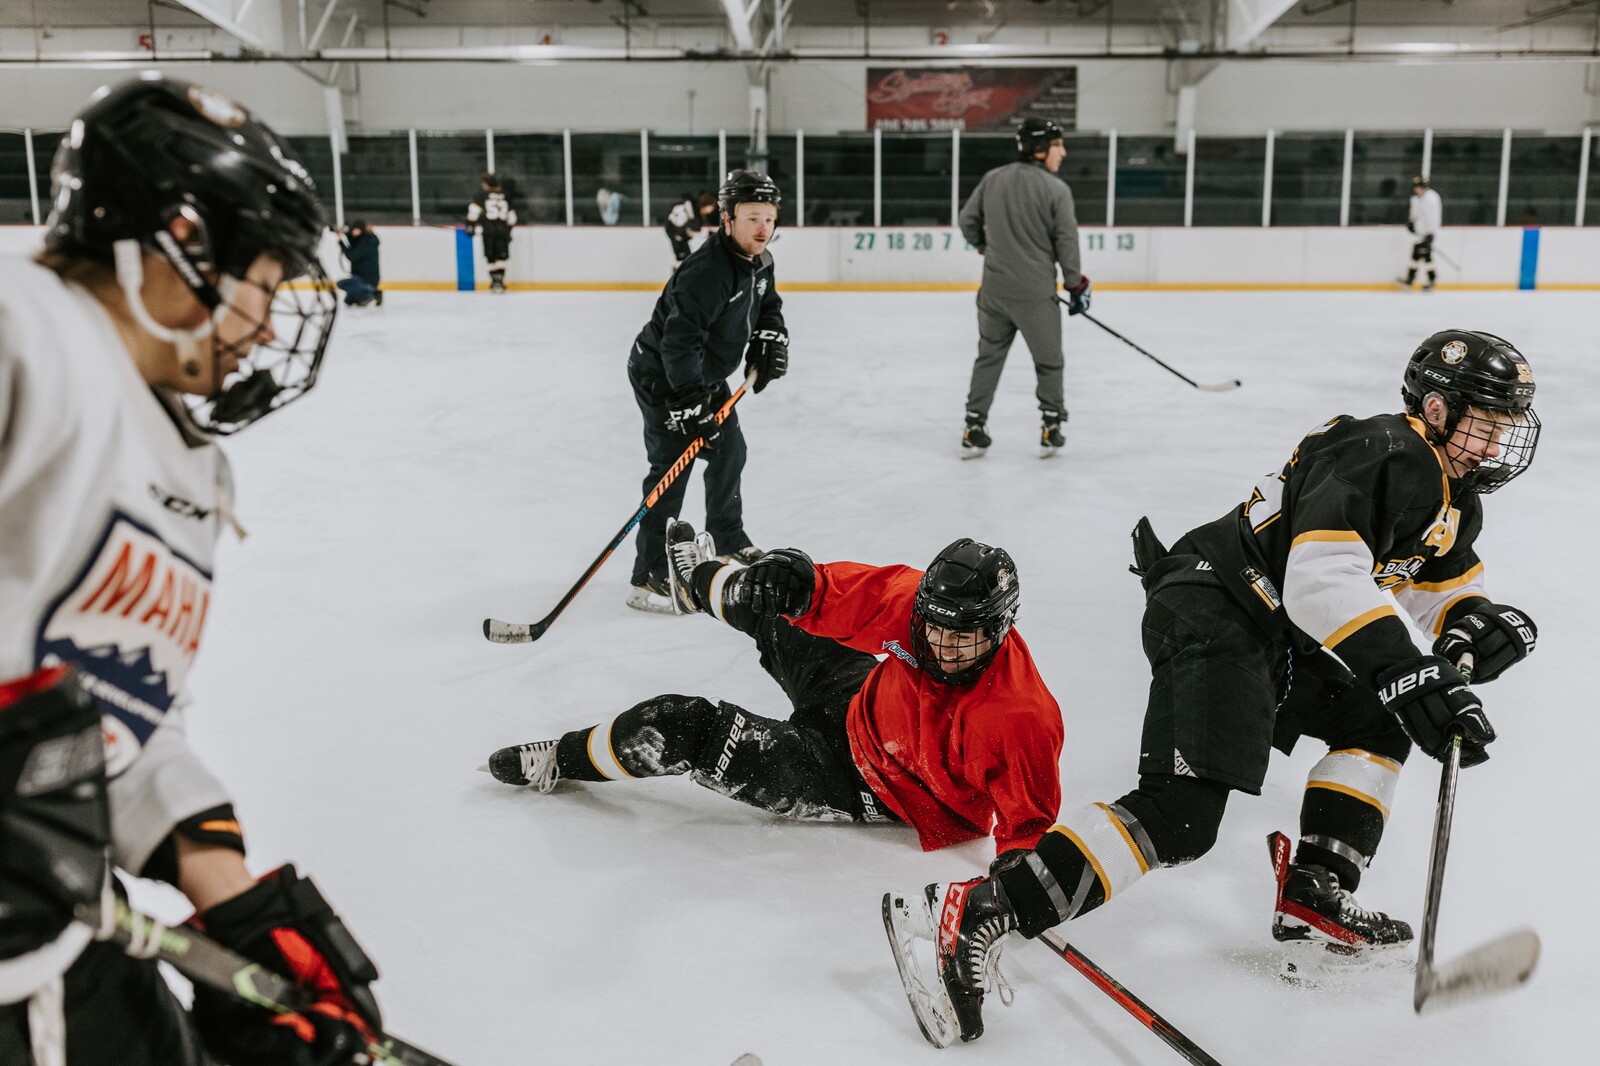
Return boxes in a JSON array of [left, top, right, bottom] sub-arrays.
[[965, 287, 1065, 419]]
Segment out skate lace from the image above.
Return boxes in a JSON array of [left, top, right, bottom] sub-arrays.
[[1333, 887, 1383, 923], [521, 743, 560, 793], [966, 917, 1017, 1007]]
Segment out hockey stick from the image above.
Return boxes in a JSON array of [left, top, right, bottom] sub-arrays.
[[77, 898, 460, 1066], [1413, 655, 1540, 1013], [483, 369, 758, 644], [1057, 300, 1241, 392], [1038, 931, 1225, 1066]]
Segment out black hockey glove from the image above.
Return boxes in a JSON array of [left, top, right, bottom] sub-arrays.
[[731, 547, 815, 618], [1433, 603, 1536, 685], [1407, 220, 1416, 234], [1066, 275, 1092, 316], [1375, 655, 1495, 767], [0, 665, 109, 958], [192, 866, 382, 1066], [663, 386, 722, 451], [745, 328, 789, 394]]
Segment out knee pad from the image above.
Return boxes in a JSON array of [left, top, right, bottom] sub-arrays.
[[1117, 774, 1231, 867]]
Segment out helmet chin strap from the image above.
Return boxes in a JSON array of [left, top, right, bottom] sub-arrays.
[[112, 238, 237, 381]]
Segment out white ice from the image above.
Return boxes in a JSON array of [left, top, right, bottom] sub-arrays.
[[157, 287, 1597, 1065]]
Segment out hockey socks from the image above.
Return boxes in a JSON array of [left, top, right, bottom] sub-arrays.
[[1295, 747, 1401, 891]]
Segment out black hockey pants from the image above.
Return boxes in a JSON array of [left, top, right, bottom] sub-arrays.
[[553, 615, 899, 824]]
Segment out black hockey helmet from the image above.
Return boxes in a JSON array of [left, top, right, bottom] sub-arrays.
[[44, 74, 335, 435], [717, 169, 781, 217], [1016, 117, 1065, 159], [910, 539, 1021, 686], [1402, 330, 1540, 493]]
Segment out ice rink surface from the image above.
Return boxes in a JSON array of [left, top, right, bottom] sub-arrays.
[[162, 287, 1596, 1065]]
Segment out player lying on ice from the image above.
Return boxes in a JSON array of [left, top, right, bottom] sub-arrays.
[[484, 526, 1064, 862], [884, 330, 1542, 1045]]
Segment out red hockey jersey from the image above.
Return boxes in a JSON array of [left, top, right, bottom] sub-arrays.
[[792, 561, 1063, 853]]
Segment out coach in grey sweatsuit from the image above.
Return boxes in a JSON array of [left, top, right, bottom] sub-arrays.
[[959, 118, 1090, 452]]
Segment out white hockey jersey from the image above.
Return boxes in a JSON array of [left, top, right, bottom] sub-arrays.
[[1409, 187, 1443, 239], [0, 257, 233, 995]]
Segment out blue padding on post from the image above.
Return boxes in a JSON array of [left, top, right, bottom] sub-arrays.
[[455, 227, 476, 291], [1518, 227, 1540, 291]]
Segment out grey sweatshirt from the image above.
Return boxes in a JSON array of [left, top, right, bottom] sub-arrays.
[[958, 160, 1083, 301]]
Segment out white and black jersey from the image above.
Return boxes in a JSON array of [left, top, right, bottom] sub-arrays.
[[0, 258, 234, 994], [1178, 412, 1491, 688], [1409, 188, 1443, 240]]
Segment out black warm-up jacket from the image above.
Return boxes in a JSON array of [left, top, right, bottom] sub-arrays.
[[631, 230, 784, 395]]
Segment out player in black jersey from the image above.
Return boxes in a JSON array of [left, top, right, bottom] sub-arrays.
[[466, 172, 517, 292], [883, 330, 1541, 1045]]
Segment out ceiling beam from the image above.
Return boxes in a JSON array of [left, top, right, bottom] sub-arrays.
[[1226, 0, 1299, 51], [720, 0, 759, 52]]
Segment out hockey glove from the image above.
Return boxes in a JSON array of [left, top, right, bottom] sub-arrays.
[[0, 666, 109, 957], [1066, 275, 1092, 316], [663, 386, 722, 451], [192, 865, 382, 1066], [745, 328, 789, 394], [1375, 655, 1495, 767], [1407, 220, 1416, 234], [1433, 603, 1536, 686], [732, 547, 815, 619]]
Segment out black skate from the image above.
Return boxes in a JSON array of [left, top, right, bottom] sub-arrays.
[[1269, 832, 1412, 981], [625, 575, 679, 615], [961, 411, 991, 460], [481, 740, 560, 792], [883, 876, 1015, 1046], [665, 518, 716, 614], [1039, 410, 1066, 458]]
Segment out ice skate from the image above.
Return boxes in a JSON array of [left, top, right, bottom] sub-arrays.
[[665, 518, 716, 614], [716, 545, 764, 566], [961, 411, 991, 460], [480, 739, 561, 792], [1039, 411, 1066, 458], [1269, 832, 1412, 983], [1393, 276, 1415, 291], [884, 877, 1016, 1045], [625, 575, 680, 615]]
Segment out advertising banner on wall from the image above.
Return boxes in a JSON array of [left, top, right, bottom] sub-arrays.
[[866, 67, 1077, 132]]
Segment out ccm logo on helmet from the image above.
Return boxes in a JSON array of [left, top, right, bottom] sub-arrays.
[[1378, 664, 1441, 705]]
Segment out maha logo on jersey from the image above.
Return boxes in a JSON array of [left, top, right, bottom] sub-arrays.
[[37, 512, 213, 775]]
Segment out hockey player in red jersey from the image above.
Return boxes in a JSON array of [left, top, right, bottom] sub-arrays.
[[0, 76, 385, 1066], [485, 526, 1064, 859], [885, 330, 1541, 1045]]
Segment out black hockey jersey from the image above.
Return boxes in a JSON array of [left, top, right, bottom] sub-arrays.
[[1176, 413, 1491, 688]]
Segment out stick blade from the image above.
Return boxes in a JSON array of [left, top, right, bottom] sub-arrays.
[[482, 618, 535, 643], [1415, 928, 1540, 1014], [1197, 379, 1243, 393]]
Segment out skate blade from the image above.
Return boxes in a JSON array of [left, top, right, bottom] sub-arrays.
[[1277, 937, 1414, 987], [624, 591, 680, 615], [881, 892, 960, 1049], [960, 447, 987, 461]]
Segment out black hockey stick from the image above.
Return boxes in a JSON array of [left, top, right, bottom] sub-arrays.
[[78, 898, 461, 1066], [1038, 931, 1225, 1066], [483, 368, 758, 644], [1058, 299, 1241, 392], [1413, 655, 1540, 1013]]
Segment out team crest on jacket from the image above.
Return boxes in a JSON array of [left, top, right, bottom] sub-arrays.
[[1422, 504, 1460, 555], [756, 278, 768, 296], [37, 512, 213, 775]]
